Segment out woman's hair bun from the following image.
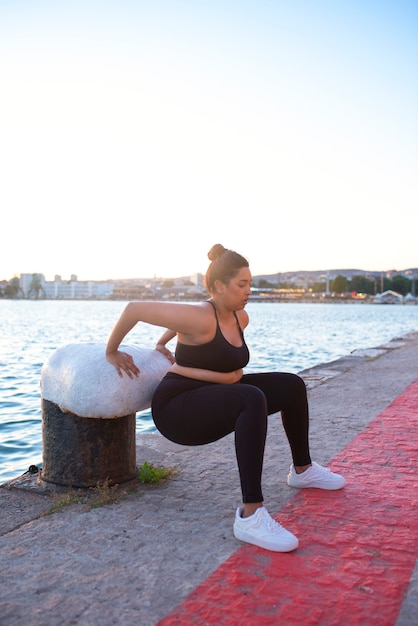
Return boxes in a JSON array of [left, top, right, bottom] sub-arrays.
[[205, 244, 249, 293], [208, 244, 227, 261]]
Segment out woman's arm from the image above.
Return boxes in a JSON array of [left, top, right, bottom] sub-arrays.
[[170, 363, 243, 384], [106, 302, 204, 354], [105, 301, 209, 378]]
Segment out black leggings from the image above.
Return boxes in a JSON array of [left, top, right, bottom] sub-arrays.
[[151, 372, 311, 503]]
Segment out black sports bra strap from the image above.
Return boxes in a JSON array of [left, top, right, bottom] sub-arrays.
[[207, 299, 243, 338], [207, 299, 217, 314]]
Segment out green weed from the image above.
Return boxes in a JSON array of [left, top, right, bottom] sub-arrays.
[[137, 461, 175, 484]]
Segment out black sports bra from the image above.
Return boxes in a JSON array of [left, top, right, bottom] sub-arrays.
[[175, 301, 250, 372]]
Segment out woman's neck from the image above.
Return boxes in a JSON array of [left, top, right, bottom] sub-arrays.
[[209, 297, 235, 321]]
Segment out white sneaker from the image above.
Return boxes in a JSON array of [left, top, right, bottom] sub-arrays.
[[233, 506, 299, 552], [287, 461, 345, 490]]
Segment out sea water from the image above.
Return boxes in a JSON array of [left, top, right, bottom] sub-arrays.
[[1, 300, 417, 483]]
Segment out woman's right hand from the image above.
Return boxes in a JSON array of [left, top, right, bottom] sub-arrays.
[[224, 369, 243, 384], [106, 350, 140, 379]]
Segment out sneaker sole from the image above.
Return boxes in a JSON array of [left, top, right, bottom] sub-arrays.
[[287, 478, 346, 490], [233, 527, 299, 552]]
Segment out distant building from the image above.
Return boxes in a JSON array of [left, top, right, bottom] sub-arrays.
[[18, 274, 114, 299], [191, 273, 204, 287], [19, 273, 45, 297], [373, 290, 403, 304]]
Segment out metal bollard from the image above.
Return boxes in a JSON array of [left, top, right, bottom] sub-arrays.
[[40, 343, 171, 489], [41, 399, 136, 488]]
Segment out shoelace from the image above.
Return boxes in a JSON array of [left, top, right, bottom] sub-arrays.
[[312, 462, 331, 473], [259, 511, 282, 534]]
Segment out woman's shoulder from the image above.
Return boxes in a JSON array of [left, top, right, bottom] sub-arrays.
[[176, 300, 217, 342]]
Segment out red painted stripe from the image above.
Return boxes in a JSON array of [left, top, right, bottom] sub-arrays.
[[157, 378, 418, 626]]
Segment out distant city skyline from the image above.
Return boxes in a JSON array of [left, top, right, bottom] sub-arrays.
[[1, 1, 416, 281], [5, 264, 418, 285], [5, 265, 416, 302]]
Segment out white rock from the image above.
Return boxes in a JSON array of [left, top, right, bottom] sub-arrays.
[[40, 343, 171, 418]]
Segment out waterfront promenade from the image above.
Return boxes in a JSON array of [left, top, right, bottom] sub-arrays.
[[1, 332, 417, 625]]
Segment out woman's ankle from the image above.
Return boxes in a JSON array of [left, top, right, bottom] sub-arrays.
[[242, 502, 263, 518], [294, 463, 312, 475]]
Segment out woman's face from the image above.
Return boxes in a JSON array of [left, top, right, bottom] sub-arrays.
[[218, 266, 252, 310]]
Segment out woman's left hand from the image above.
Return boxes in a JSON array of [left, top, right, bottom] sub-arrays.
[[155, 344, 176, 364]]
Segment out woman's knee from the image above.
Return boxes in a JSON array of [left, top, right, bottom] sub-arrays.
[[239, 384, 268, 413], [278, 372, 306, 396]]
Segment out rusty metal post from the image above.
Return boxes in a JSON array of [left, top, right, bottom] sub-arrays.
[[41, 399, 137, 488]]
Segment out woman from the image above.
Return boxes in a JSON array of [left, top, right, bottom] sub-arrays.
[[106, 244, 345, 552]]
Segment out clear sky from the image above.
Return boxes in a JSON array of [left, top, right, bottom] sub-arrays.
[[1, 0, 417, 280]]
